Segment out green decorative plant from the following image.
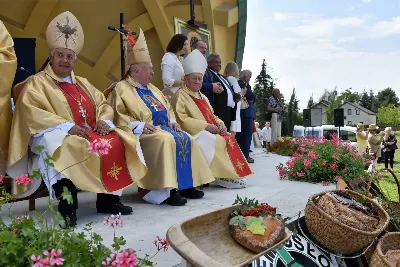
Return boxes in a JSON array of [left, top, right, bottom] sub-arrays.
[[276, 134, 373, 184], [0, 143, 167, 266]]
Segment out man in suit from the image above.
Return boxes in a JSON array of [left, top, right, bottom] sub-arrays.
[[201, 53, 240, 130], [237, 70, 256, 163]]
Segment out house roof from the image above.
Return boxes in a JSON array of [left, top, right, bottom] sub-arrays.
[[311, 100, 329, 108], [341, 102, 376, 115]]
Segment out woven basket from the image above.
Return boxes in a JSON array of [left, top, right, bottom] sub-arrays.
[[370, 232, 400, 267], [305, 189, 390, 254]]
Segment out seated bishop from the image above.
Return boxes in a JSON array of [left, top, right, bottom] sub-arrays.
[[108, 29, 214, 206], [7, 12, 147, 227], [171, 50, 253, 189], [0, 21, 17, 175]]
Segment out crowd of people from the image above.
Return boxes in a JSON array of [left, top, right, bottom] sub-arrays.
[[0, 12, 261, 227], [356, 123, 397, 172]]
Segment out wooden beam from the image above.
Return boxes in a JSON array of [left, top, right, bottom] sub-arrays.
[[24, 0, 60, 36], [201, 0, 216, 51], [141, 0, 174, 51]]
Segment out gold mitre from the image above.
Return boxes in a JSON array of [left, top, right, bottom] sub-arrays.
[[46, 11, 84, 55], [183, 49, 207, 75], [126, 28, 151, 67]]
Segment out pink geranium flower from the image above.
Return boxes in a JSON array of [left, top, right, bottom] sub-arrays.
[[321, 160, 327, 166], [303, 159, 312, 168], [0, 175, 3, 183], [15, 174, 34, 186], [88, 139, 111, 156], [296, 172, 305, 177], [154, 236, 169, 252], [308, 151, 319, 159], [329, 164, 338, 170]]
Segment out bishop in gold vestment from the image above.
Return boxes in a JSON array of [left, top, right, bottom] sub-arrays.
[[7, 12, 147, 227], [171, 50, 252, 189], [109, 29, 214, 206], [0, 21, 17, 175]]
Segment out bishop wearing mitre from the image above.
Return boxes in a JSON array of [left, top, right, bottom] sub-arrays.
[[0, 21, 17, 175], [108, 29, 214, 206], [7, 12, 147, 227], [171, 50, 252, 188]]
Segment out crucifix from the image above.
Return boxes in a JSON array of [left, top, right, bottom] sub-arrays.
[[150, 102, 159, 111], [107, 13, 136, 78], [78, 105, 87, 118], [187, 0, 207, 29]]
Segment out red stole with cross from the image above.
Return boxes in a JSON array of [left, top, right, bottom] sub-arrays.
[[191, 97, 252, 177], [57, 82, 133, 192]]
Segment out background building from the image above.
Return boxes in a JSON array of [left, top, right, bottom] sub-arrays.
[[340, 102, 376, 126]]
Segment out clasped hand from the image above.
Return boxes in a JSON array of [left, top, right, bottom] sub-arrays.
[[68, 120, 111, 139]]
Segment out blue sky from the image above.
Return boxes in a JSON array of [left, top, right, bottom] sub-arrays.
[[242, 0, 400, 109]]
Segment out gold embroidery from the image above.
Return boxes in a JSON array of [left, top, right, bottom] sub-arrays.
[[236, 160, 244, 171], [107, 162, 122, 180], [228, 138, 235, 149], [175, 132, 190, 166], [100, 138, 113, 148]]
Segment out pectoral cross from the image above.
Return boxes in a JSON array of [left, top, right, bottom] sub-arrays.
[[150, 102, 159, 111], [78, 104, 87, 118]]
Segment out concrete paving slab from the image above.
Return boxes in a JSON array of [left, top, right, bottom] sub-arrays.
[[0, 149, 335, 267]]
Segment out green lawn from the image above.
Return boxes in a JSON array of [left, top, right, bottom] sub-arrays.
[[377, 151, 399, 201]]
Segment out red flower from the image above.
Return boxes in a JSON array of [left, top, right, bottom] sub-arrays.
[[15, 174, 34, 186]]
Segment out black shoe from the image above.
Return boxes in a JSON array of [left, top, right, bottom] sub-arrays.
[[203, 183, 210, 187], [249, 150, 253, 152], [60, 213, 77, 228], [164, 190, 187, 206], [247, 157, 254, 163], [179, 188, 204, 199], [97, 200, 133, 215]]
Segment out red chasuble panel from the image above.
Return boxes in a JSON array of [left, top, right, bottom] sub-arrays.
[[58, 82, 133, 192], [191, 97, 252, 177]]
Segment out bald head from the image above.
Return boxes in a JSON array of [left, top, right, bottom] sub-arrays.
[[273, 88, 281, 97]]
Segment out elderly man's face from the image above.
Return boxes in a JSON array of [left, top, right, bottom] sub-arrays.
[[244, 73, 252, 83], [50, 48, 76, 78], [209, 56, 222, 73], [196, 41, 207, 56], [185, 73, 203, 92], [132, 62, 154, 86]]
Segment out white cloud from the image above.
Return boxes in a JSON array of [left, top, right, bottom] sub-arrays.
[[272, 12, 289, 21], [369, 16, 400, 38], [361, 0, 372, 3], [287, 17, 365, 39], [243, 12, 399, 109]]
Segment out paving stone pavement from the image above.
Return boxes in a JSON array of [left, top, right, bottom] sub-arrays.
[[1, 148, 335, 267]]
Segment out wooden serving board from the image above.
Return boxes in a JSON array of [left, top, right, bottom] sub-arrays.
[[167, 205, 291, 267]]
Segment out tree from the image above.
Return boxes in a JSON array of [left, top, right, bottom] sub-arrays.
[[253, 59, 274, 124], [376, 88, 399, 109], [377, 104, 400, 126], [340, 88, 360, 103], [286, 88, 300, 135], [307, 95, 314, 108], [359, 89, 372, 111]]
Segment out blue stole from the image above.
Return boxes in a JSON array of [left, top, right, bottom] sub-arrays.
[[136, 88, 194, 190]]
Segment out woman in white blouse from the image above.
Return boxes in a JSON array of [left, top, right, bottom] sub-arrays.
[[224, 61, 241, 135], [161, 34, 188, 100]]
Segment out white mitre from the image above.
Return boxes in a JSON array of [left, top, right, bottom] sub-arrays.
[[46, 11, 84, 55], [183, 49, 207, 75]]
